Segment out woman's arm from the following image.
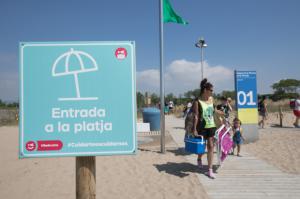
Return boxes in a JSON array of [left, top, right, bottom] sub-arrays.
[[215, 107, 224, 115], [227, 103, 233, 112], [264, 102, 268, 115]]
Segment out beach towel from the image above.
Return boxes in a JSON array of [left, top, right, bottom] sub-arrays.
[[218, 126, 233, 162]]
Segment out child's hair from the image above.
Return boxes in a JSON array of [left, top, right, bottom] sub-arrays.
[[233, 117, 242, 125]]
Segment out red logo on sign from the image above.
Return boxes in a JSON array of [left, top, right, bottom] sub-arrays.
[[115, 48, 127, 60], [26, 141, 36, 151], [37, 140, 63, 151]]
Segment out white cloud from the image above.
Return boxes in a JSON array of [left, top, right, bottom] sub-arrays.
[[137, 59, 234, 96], [1, 59, 234, 101], [136, 69, 160, 94]]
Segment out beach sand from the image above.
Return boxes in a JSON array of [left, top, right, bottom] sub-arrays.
[[243, 111, 300, 174], [1, 111, 299, 198], [0, 126, 208, 199]]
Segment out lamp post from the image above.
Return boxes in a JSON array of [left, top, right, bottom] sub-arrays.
[[195, 37, 207, 80]]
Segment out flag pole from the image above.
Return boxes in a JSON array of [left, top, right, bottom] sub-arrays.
[[159, 0, 165, 153]]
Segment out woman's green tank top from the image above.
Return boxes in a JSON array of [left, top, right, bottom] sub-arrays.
[[199, 100, 216, 129]]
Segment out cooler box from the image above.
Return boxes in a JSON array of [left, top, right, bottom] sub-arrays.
[[184, 136, 206, 154]]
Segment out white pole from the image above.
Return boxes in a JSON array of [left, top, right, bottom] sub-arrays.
[[159, 0, 165, 153], [201, 46, 204, 80]]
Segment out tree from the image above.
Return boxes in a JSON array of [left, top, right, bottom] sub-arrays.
[[0, 99, 5, 107], [136, 92, 145, 108], [221, 90, 235, 100], [271, 79, 300, 100], [150, 93, 160, 105], [272, 79, 300, 93], [7, 102, 19, 108], [184, 89, 200, 99], [0, 100, 19, 108], [165, 93, 175, 103]]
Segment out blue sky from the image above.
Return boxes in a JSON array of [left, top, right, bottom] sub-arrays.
[[1, 0, 300, 101]]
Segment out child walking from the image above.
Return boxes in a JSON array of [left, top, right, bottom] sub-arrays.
[[232, 118, 245, 156]]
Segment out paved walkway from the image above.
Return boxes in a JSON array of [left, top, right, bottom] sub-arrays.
[[165, 115, 300, 199]]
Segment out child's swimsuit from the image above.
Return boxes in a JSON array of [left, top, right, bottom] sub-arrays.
[[233, 128, 242, 145]]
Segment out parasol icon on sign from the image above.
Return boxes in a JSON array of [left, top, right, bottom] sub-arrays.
[[52, 48, 99, 101]]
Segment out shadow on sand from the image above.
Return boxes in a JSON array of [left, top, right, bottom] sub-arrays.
[[167, 148, 215, 157], [270, 124, 295, 129], [167, 147, 191, 156], [154, 162, 219, 178], [138, 147, 194, 156]]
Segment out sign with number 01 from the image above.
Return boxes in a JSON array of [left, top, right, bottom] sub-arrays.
[[237, 91, 256, 106], [234, 71, 258, 141], [235, 71, 257, 109], [234, 71, 258, 125]]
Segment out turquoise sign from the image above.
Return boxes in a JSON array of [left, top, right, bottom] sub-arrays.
[[19, 41, 136, 158]]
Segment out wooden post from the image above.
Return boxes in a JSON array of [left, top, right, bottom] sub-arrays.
[[279, 106, 283, 127], [76, 156, 96, 199]]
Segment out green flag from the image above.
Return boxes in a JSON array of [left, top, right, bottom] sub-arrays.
[[163, 0, 188, 24]]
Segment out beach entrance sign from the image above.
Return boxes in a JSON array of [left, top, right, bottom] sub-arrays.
[[234, 71, 258, 142], [19, 41, 136, 158]]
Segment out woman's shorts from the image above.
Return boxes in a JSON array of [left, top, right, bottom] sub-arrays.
[[259, 111, 266, 117], [197, 128, 216, 139], [293, 110, 300, 117]]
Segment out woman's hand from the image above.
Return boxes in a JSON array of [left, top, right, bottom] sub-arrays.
[[193, 129, 199, 137], [215, 109, 224, 115]]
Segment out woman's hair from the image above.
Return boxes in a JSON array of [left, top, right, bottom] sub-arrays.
[[200, 78, 213, 95], [258, 96, 267, 105]]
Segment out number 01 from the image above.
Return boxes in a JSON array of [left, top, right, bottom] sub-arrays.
[[237, 91, 256, 106]]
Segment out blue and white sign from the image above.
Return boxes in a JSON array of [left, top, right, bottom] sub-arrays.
[[19, 41, 136, 158], [235, 71, 257, 109]]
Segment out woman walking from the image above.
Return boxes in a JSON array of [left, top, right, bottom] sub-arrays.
[[192, 78, 223, 179], [293, 95, 300, 128], [258, 96, 268, 128]]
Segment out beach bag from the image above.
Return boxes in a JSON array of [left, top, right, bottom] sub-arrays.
[[290, 99, 296, 109], [184, 109, 196, 136], [184, 100, 206, 137]]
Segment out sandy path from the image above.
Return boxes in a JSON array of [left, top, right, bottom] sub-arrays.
[[0, 126, 208, 199]]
